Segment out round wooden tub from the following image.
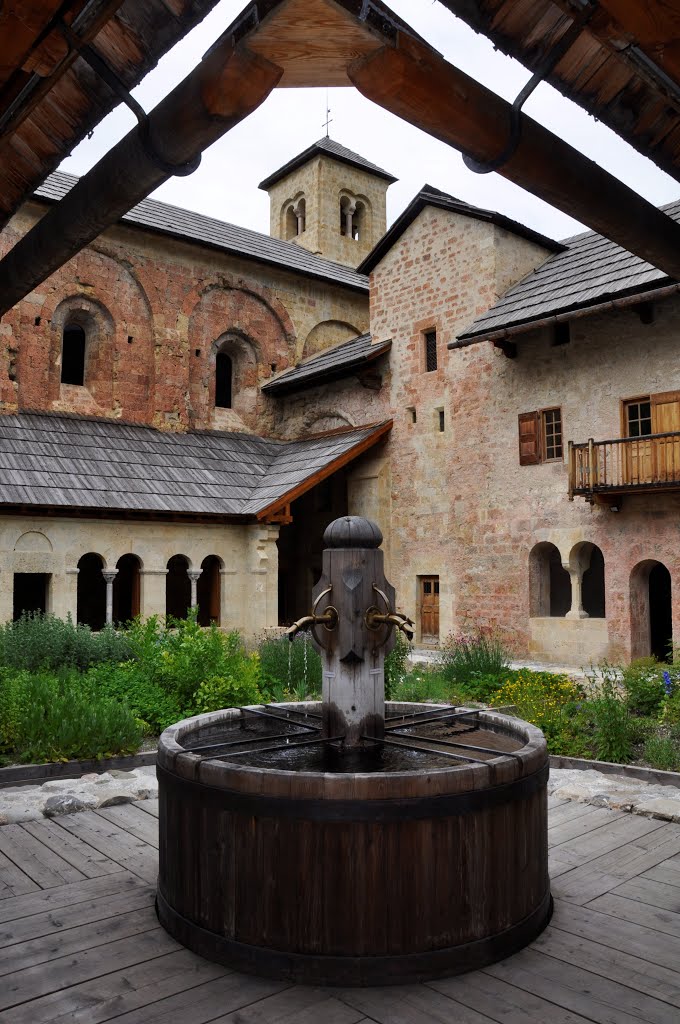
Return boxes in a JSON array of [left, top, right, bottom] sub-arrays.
[[156, 703, 551, 985]]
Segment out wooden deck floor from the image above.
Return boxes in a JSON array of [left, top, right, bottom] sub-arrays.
[[0, 795, 679, 1023]]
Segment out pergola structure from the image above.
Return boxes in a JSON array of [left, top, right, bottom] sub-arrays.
[[1, 0, 680, 317]]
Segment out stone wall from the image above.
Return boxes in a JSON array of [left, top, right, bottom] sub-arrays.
[[0, 201, 369, 435], [368, 199, 680, 664]]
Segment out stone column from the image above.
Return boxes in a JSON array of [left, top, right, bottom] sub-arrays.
[[0, 570, 12, 623], [188, 569, 202, 610], [344, 200, 356, 238], [102, 569, 118, 626], [566, 567, 589, 620], [140, 569, 168, 619]]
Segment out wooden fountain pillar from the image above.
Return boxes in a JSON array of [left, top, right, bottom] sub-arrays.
[[308, 516, 406, 746]]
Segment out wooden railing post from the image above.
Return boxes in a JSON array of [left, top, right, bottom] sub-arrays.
[[588, 437, 597, 497], [568, 440, 574, 500]]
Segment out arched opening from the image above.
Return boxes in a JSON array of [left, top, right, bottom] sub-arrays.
[[166, 555, 191, 621], [631, 560, 673, 661], [529, 542, 571, 617], [215, 352, 232, 408], [285, 204, 298, 239], [295, 198, 306, 234], [113, 554, 141, 625], [77, 553, 106, 631], [61, 323, 86, 385], [581, 545, 606, 618], [197, 555, 222, 626]]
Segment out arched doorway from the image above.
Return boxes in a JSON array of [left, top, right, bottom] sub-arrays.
[[529, 542, 571, 617], [579, 544, 606, 618], [166, 555, 191, 621], [113, 554, 141, 625], [77, 553, 106, 631], [197, 555, 222, 626], [630, 560, 673, 661]]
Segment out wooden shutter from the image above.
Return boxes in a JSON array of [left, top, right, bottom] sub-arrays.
[[518, 411, 541, 465], [651, 391, 680, 433]]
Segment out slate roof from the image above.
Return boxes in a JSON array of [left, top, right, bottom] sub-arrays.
[[358, 185, 563, 275], [258, 137, 397, 190], [261, 333, 391, 395], [0, 413, 390, 519], [456, 198, 680, 344], [34, 173, 368, 294]]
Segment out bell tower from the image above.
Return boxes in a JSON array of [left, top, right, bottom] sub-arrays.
[[259, 137, 396, 268]]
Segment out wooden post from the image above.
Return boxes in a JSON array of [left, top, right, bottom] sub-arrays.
[[311, 516, 396, 746]]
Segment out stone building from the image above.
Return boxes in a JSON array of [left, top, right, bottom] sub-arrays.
[[1, 135, 678, 667]]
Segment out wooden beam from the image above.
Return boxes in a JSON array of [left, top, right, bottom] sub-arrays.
[[0, 40, 282, 317], [348, 34, 680, 280]]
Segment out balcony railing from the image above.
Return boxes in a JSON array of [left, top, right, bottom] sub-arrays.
[[568, 432, 680, 501]]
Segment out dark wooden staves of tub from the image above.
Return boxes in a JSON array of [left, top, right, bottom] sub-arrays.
[[156, 705, 552, 986]]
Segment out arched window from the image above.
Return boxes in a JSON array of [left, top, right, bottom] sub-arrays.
[[215, 352, 232, 409], [581, 545, 606, 618], [197, 555, 222, 626], [284, 197, 305, 239], [77, 552, 106, 631], [61, 323, 86, 385], [166, 555, 191, 621], [113, 554, 141, 625], [631, 560, 672, 661], [340, 197, 365, 240], [529, 542, 571, 617]]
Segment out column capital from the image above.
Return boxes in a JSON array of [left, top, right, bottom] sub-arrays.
[[102, 569, 118, 584], [187, 569, 202, 582]]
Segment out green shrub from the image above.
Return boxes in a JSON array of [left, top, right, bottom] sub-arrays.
[[1, 670, 141, 763], [643, 734, 680, 771], [391, 669, 451, 704], [0, 613, 132, 672], [192, 665, 262, 714], [439, 628, 510, 689], [258, 632, 322, 701], [385, 630, 410, 700], [83, 662, 182, 734], [493, 670, 589, 756], [622, 658, 666, 717], [587, 674, 632, 764]]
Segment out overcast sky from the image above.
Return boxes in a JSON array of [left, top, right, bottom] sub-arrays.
[[61, 0, 680, 245]]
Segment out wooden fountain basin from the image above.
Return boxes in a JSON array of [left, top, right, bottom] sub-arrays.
[[156, 703, 551, 985]]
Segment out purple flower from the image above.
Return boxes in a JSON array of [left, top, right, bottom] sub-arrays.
[[663, 670, 673, 697]]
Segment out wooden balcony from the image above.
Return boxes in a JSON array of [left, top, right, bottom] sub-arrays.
[[568, 432, 680, 502]]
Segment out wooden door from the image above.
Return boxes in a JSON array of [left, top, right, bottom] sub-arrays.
[[651, 391, 680, 483], [420, 577, 439, 643]]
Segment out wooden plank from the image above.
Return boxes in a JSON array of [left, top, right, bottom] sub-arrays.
[[0, 884, 155, 951], [552, 897, 680, 973], [0, 903, 159, 978], [645, 854, 680, 889], [0, 927, 180, 1013], [91, 972, 288, 1024], [51, 811, 158, 883], [95, 803, 159, 848], [587, 891, 680, 938], [213, 989, 366, 1024], [609, 875, 680, 913], [547, 799, 609, 828], [0, 949, 229, 1024], [134, 797, 159, 818], [531, 924, 680, 1008], [484, 945, 679, 1024], [0, 870, 139, 924], [337, 984, 498, 1023], [547, 813, 666, 871], [0, 847, 40, 899], [552, 821, 680, 904], [430, 970, 595, 1024], [21, 818, 122, 878], [0, 824, 86, 888], [547, 805, 627, 847]]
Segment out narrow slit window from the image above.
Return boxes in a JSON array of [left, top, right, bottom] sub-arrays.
[[438, 409, 445, 433], [215, 352, 232, 409], [424, 331, 437, 372], [61, 324, 86, 385]]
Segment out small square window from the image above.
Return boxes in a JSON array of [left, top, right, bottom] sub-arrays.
[[424, 330, 437, 372], [407, 406, 417, 424]]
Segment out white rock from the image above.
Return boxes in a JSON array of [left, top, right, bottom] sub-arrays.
[[633, 797, 680, 822]]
